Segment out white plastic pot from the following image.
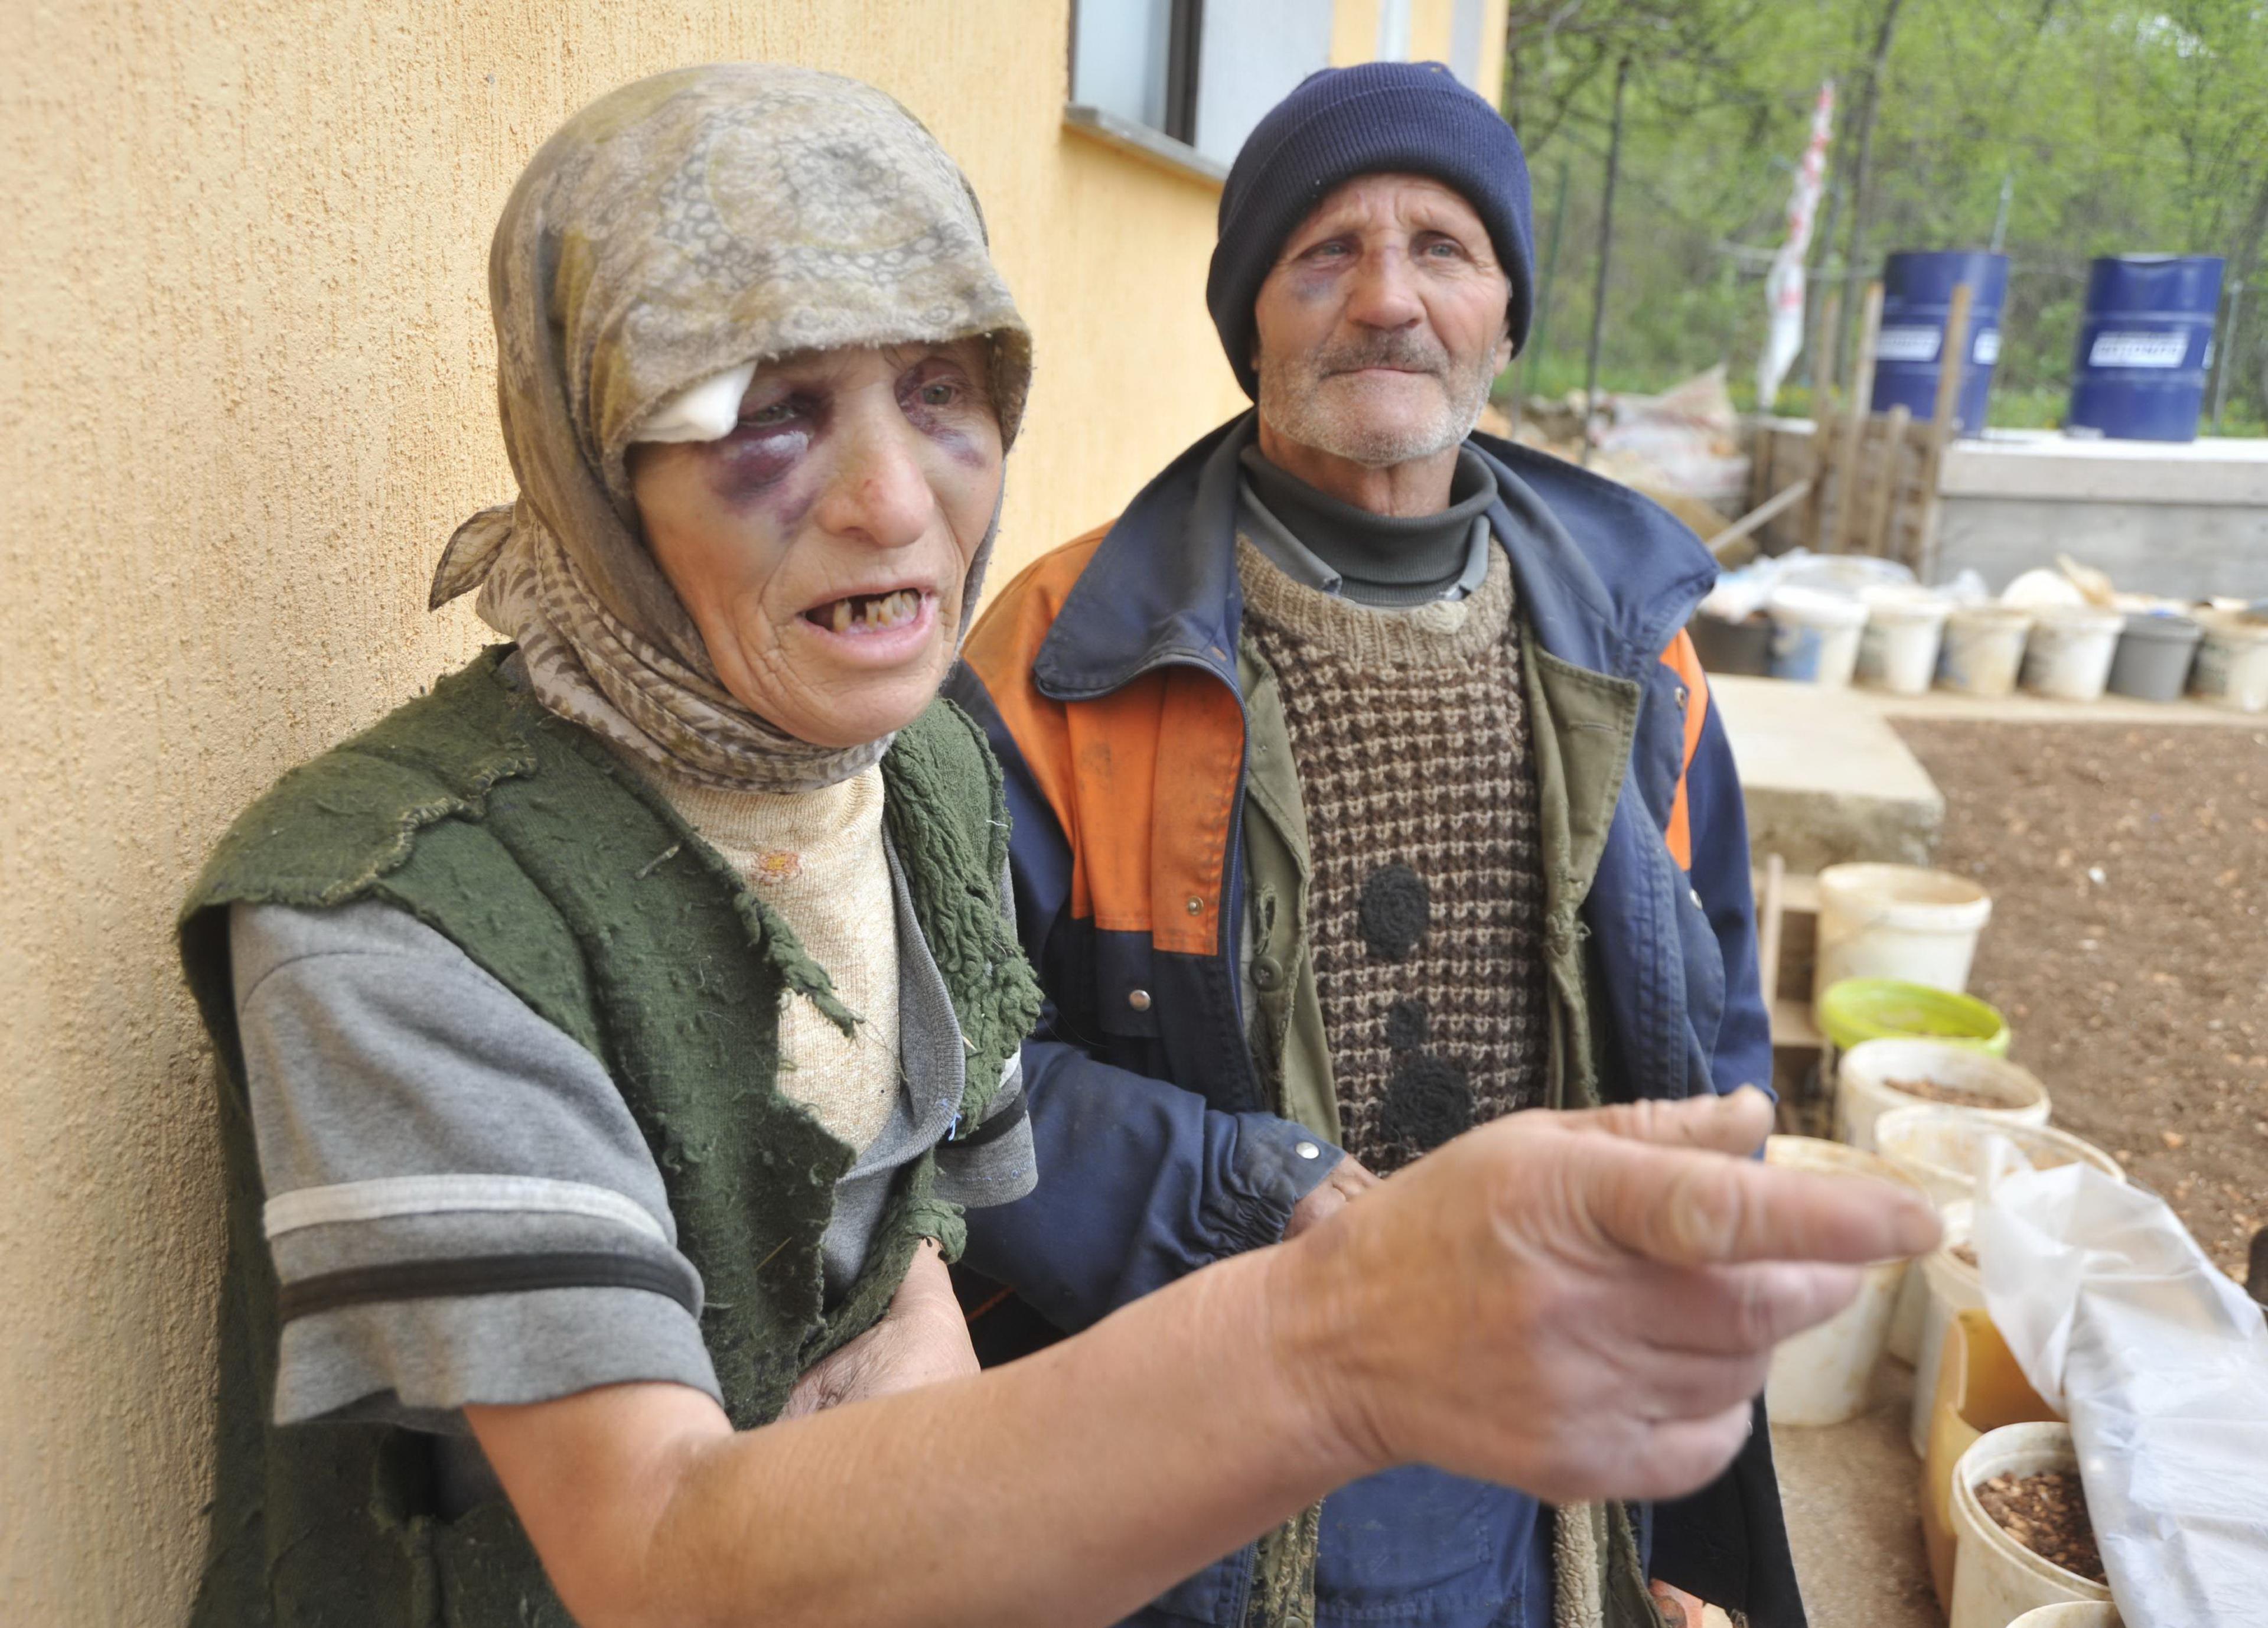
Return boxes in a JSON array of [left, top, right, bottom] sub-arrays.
[[1812, 863, 1993, 1005], [1762, 1136, 1931, 1425], [1835, 1040, 2049, 1152], [1871, 1106, 2120, 1206], [1767, 586, 1868, 686], [2019, 605, 2123, 702], [1950, 1423, 2111, 1628], [2189, 610, 2268, 714], [2006, 1606, 2119, 1628], [1858, 589, 1951, 695], [1908, 1202, 1986, 1454], [1938, 605, 2034, 697]]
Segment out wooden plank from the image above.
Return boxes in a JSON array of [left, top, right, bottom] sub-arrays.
[[1914, 282, 1974, 584], [1709, 477, 1813, 557], [1830, 282, 1886, 552], [1771, 995, 1824, 1051], [1864, 403, 1912, 556], [1756, 852, 1787, 1008], [1801, 286, 1846, 547]]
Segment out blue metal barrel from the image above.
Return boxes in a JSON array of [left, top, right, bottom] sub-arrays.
[[1871, 250, 2009, 435], [2066, 255, 2224, 442]]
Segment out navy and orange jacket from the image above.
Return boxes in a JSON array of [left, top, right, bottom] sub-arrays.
[[946, 415, 1788, 1623]]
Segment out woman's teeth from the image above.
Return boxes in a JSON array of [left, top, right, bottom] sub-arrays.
[[813, 589, 923, 634]]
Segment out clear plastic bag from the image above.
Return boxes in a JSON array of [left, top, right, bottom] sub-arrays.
[[1976, 1156, 2268, 1626]]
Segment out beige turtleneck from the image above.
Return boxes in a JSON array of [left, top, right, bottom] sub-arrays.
[[659, 765, 901, 1154]]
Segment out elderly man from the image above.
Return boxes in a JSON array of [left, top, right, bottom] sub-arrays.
[[951, 61, 1791, 1627]]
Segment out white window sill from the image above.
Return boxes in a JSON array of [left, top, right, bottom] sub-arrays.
[[1062, 105, 1227, 186]]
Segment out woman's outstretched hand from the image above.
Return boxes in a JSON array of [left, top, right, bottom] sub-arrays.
[[1266, 1086, 1939, 1504]]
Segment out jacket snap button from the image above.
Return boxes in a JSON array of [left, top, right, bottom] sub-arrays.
[[1676, 685, 1690, 708], [1253, 956, 1282, 990], [1127, 988, 1152, 1012], [1295, 1141, 1321, 1160], [1185, 896, 1203, 915], [1689, 887, 1705, 910]]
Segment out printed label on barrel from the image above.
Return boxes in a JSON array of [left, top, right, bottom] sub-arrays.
[[1876, 324, 1941, 363], [2087, 331, 2189, 369], [1973, 329, 2001, 364]]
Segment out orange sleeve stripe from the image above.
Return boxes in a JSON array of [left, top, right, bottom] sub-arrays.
[[1660, 630, 1709, 872], [959, 528, 1248, 950], [960, 532, 1113, 922]]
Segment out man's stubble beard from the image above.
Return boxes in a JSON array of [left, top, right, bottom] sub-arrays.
[[1256, 332, 1497, 470]]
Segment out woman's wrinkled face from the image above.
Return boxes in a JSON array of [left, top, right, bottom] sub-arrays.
[[628, 339, 1004, 749]]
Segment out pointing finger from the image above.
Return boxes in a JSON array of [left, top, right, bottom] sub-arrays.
[[1556, 1086, 1775, 1159], [1589, 1141, 1941, 1269]]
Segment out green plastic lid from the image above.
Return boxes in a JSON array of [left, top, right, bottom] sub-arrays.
[[1815, 978, 2010, 1057]]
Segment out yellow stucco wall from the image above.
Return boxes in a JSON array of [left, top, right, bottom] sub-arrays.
[[0, 2, 1507, 1619], [0, 5, 1250, 1620]]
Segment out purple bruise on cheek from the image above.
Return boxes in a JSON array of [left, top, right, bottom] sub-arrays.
[[709, 425, 812, 511], [926, 425, 990, 471]]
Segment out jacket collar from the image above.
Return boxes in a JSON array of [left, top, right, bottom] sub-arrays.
[[1031, 411, 1718, 701]]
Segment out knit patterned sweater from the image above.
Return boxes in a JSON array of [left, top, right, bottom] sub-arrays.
[[1238, 536, 1549, 1175]]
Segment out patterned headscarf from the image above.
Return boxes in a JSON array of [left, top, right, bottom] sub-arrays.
[[430, 64, 1031, 793]]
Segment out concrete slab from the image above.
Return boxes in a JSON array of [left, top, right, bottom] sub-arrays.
[[1772, 1359, 1941, 1628], [1709, 676, 1945, 872], [1871, 685, 2267, 730], [1747, 420, 2268, 600]]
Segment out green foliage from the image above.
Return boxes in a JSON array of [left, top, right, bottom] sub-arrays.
[[1502, 0, 2268, 434]]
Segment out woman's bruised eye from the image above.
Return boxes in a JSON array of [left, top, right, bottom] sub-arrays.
[[738, 392, 813, 431], [900, 360, 979, 424], [713, 393, 814, 495]]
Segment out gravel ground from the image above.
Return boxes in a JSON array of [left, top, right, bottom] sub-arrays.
[[1894, 718, 2268, 1278]]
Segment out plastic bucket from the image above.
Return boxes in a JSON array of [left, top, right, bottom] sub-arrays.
[[1687, 610, 1773, 677], [1950, 1423, 2111, 1627], [2019, 606, 2123, 702], [1858, 590, 1951, 695], [2104, 611, 2202, 702], [1938, 605, 2034, 697], [1813, 864, 1993, 1004], [1909, 1202, 1985, 1453], [1873, 250, 2010, 437], [2066, 254, 2223, 444], [1817, 979, 2010, 1059], [1768, 587, 1868, 686], [1761, 1135, 1932, 1425], [2189, 610, 2268, 713], [1923, 1310, 2059, 1608], [1836, 1041, 2048, 1152], [1871, 1106, 2117, 1204], [2008, 1606, 2120, 1627]]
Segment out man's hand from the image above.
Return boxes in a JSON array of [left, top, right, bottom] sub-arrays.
[[1267, 1086, 1938, 1506], [1283, 1152, 1379, 1239], [782, 1238, 978, 1418]]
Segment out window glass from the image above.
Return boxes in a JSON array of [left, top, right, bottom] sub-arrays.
[[1071, 0, 1176, 134], [1191, 0, 1334, 167]]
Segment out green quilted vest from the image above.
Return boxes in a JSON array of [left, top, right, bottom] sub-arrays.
[[176, 649, 1040, 1627]]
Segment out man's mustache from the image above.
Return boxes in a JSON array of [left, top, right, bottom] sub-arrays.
[[1314, 336, 1449, 377]]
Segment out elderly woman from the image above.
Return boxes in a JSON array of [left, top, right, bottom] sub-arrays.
[[177, 64, 1932, 1628]]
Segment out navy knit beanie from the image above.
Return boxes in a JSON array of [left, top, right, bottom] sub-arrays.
[[1207, 60, 1535, 400]]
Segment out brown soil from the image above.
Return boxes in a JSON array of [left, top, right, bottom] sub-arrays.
[[1882, 1075, 2010, 1110], [1895, 720, 2268, 1278], [1974, 1468, 2106, 1585]]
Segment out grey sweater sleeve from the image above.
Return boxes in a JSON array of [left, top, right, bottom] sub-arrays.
[[229, 900, 721, 1428]]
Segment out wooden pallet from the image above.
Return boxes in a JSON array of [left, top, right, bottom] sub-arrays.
[[1740, 281, 1979, 577]]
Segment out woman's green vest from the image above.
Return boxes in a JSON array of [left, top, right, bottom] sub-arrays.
[[176, 649, 1040, 1627]]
